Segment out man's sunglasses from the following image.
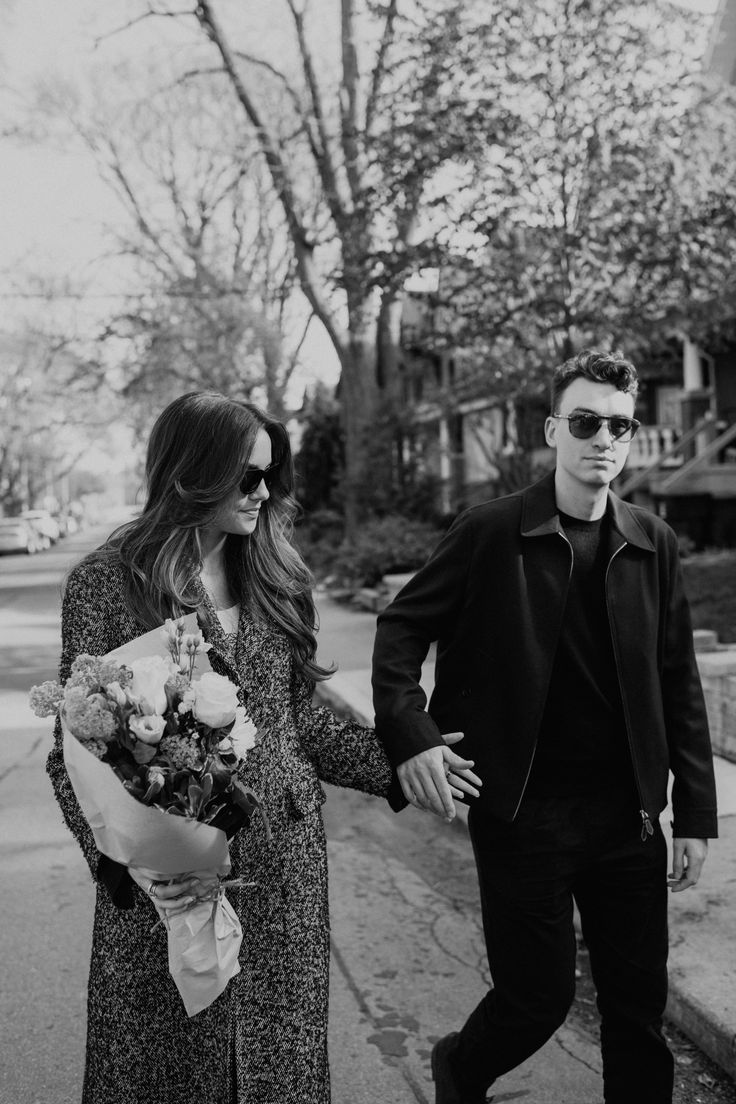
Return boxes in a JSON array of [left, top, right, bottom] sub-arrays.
[[552, 411, 640, 442], [239, 463, 281, 495]]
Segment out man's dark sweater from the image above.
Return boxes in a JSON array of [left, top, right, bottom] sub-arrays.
[[525, 511, 636, 798]]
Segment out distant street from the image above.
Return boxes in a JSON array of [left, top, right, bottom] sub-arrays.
[[0, 530, 615, 1104]]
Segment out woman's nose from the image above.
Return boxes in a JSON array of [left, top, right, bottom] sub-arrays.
[[250, 478, 270, 501]]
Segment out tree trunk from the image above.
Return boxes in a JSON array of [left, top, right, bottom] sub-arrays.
[[339, 302, 381, 538], [376, 291, 403, 403]]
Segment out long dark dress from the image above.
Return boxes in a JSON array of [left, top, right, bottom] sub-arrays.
[[46, 557, 394, 1104]]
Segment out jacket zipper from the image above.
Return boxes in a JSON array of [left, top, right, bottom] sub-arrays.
[[605, 541, 654, 841], [511, 530, 574, 821]]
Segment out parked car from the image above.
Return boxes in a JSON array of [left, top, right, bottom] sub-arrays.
[[56, 511, 79, 537], [0, 517, 44, 554], [20, 509, 61, 547]]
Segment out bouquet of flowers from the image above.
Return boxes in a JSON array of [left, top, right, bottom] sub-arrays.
[[31, 615, 266, 1016]]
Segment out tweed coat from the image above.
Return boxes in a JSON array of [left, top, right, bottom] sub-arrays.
[[46, 557, 394, 1104]]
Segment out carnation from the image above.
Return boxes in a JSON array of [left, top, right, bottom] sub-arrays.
[[228, 708, 258, 760], [63, 687, 118, 743], [84, 737, 109, 760], [96, 660, 133, 688], [68, 655, 131, 692], [29, 680, 65, 718]]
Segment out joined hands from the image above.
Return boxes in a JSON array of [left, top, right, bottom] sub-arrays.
[[398, 733, 482, 822]]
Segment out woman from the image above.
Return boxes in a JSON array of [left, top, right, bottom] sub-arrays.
[[47, 391, 478, 1104]]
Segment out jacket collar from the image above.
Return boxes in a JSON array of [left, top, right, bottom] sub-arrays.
[[520, 470, 654, 551]]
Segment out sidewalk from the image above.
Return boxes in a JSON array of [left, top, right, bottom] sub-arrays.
[[314, 592, 736, 1083], [2, 555, 732, 1103], [1, 550, 605, 1104]]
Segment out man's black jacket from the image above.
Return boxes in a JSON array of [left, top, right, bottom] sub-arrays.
[[372, 472, 718, 839]]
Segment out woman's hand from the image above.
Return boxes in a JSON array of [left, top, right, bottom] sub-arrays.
[[397, 732, 482, 821], [441, 732, 482, 802], [128, 865, 205, 917]]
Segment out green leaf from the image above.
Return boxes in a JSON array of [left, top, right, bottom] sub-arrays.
[[188, 782, 203, 812], [230, 780, 271, 842]]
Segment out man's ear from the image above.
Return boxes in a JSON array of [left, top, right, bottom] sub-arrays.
[[544, 416, 557, 449]]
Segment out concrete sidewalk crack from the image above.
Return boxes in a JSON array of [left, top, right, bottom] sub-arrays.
[[554, 1030, 600, 1074], [330, 936, 431, 1104], [0, 734, 44, 785]]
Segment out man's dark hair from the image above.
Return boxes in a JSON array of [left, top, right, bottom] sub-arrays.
[[550, 349, 639, 412]]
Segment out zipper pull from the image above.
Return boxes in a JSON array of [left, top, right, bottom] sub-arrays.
[[640, 810, 654, 841]]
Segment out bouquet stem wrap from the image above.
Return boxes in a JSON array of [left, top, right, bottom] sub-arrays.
[[160, 874, 245, 1018]]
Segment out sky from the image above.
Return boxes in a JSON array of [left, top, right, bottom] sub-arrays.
[[0, 0, 724, 369]]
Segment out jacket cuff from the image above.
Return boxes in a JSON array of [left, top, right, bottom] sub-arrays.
[[671, 812, 719, 839], [386, 774, 408, 812], [377, 713, 445, 768]]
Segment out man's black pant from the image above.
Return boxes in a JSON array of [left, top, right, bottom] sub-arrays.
[[450, 791, 673, 1103]]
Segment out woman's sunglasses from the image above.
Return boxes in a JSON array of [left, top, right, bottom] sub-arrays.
[[239, 463, 281, 495], [553, 411, 640, 442]]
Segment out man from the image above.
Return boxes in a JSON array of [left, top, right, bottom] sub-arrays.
[[372, 350, 717, 1104]]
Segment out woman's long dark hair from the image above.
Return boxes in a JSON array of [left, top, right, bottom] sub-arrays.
[[88, 391, 331, 681]]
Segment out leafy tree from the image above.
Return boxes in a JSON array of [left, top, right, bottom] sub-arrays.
[[0, 323, 121, 515], [426, 0, 736, 391]]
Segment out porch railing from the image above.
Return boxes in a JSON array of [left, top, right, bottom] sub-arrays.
[[617, 416, 715, 499]]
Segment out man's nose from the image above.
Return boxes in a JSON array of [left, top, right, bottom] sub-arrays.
[[593, 420, 614, 446]]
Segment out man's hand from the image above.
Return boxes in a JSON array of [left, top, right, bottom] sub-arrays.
[[668, 838, 708, 892], [397, 733, 481, 822]]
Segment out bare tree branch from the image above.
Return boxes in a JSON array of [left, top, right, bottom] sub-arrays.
[[194, 0, 348, 363], [365, 0, 399, 137], [287, 310, 315, 371], [340, 0, 364, 199], [93, 6, 197, 49], [284, 0, 351, 223]]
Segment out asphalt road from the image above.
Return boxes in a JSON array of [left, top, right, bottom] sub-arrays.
[[0, 529, 613, 1104]]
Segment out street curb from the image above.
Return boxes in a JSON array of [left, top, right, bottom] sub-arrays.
[[666, 984, 736, 1082], [315, 670, 736, 1082]]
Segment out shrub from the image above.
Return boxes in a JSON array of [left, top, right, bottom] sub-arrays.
[[297, 513, 443, 587], [329, 515, 443, 587], [681, 549, 736, 643], [294, 509, 345, 579]]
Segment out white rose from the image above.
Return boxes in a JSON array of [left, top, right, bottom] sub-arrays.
[[192, 671, 239, 729], [127, 656, 173, 715], [228, 707, 257, 759], [129, 713, 167, 745]]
